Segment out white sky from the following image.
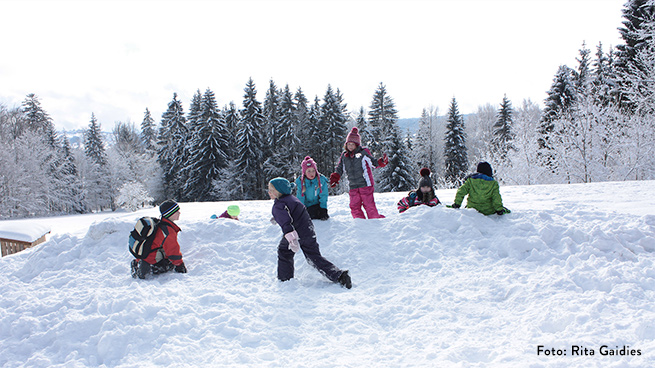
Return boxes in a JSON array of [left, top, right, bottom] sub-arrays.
[[1, 0, 625, 131]]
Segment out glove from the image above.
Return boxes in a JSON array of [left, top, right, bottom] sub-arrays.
[[377, 153, 388, 168], [329, 172, 341, 187], [408, 191, 417, 206], [318, 207, 329, 221], [284, 230, 301, 253], [175, 262, 187, 273], [451, 203, 460, 209], [497, 207, 511, 215]]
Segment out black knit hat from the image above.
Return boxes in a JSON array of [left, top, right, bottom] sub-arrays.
[[418, 168, 433, 188], [477, 162, 493, 177], [160, 200, 180, 218]]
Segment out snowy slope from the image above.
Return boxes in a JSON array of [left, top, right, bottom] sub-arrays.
[[0, 181, 654, 367]]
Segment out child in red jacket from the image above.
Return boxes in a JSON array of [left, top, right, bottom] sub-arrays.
[[131, 200, 187, 279]]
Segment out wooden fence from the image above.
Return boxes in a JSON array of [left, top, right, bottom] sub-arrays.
[[1, 233, 48, 257]]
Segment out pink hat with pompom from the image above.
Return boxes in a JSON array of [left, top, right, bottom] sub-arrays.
[[346, 127, 361, 146], [300, 155, 322, 195]]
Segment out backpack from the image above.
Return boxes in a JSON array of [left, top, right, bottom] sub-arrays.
[[128, 217, 169, 259]]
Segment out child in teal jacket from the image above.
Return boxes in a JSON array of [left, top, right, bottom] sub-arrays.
[[452, 162, 509, 215], [295, 156, 330, 220]]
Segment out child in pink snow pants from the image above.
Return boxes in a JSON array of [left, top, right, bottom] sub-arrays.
[[329, 127, 388, 219]]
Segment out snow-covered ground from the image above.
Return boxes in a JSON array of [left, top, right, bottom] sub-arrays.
[[1, 181, 654, 367]]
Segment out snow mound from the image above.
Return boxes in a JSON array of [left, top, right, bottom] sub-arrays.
[[1, 181, 654, 367]]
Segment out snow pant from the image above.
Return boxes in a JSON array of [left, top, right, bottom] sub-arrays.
[[277, 236, 342, 282], [348, 186, 385, 219]]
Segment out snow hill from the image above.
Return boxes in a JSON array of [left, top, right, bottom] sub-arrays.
[[1, 181, 654, 367]]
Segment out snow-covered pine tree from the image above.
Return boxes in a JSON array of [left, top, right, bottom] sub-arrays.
[[84, 113, 107, 167], [236, 78, 267, 200], [376, 125, 415, 192], [263, 79, 281, 165], [491, 95, 515, 163], [158, 93, 187, 200], [21, 94, 70, 212], [413, 106, 441, 181], [83, 113, 113, 211], [140, 108, 157, 153], [22, 93, 58, 149], [223, 101, 240, 159], [319, 85, 348, 177], [184, 88, 229, 202], [354, 107, 373, 147], [367, 83, 398, 158], [305, 96, 322, 167], [538, 65, 577, 174], [58, 133, 85, 213], [443, 97, 468, 187], [574, 42, 592, 93], [366, 84, 405, 190], [591, 42, 617, 107], [294, 87, 310, 155], [615, 0, 655, 111], [264, 85, 301, 181]]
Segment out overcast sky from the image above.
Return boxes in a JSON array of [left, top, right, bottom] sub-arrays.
[[1, 0, 625, 131]]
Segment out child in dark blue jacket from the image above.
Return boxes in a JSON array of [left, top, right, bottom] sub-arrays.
[[268, 177, 351, 288]]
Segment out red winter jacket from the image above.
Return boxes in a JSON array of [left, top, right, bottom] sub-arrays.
[[144, 218, 183, 266]]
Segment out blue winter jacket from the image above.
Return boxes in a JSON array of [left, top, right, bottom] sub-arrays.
[[295, 175, 329, 209]]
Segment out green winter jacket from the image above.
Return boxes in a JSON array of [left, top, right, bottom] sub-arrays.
[[454, 173, 504, 215]]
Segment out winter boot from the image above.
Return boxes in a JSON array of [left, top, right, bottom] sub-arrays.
[[338, 270, 352, 289], [152, 259, 175, 275], [137, 260, 151, 279], [130, 259, 138, 279]]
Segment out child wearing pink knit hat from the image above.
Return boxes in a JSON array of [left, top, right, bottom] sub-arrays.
[[329, 127, 388, 219], [295, 156, 330, 220]]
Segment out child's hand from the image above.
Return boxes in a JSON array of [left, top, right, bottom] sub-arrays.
[[377, 153, 388, 167], [329, 173, 341, 187], [284, 230, 301, 253]]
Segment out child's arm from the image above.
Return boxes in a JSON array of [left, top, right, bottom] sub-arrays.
[[272, 201, 296, 234], [453, 179, 470, 207], [397, 196, 411, 213], [294, 177, 303, 201], [491, 181, 504, 212], [319, 175, 329, 209]]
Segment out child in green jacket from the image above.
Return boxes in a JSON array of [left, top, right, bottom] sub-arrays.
[[451, 162, 509, 215]]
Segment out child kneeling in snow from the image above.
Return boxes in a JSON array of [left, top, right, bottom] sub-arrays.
[[451, 162, 510, 215], [397, 168, 441, 213], [268, 177, 351, 289], [131, 200, 187, 279], [295, 156, 330, 221]]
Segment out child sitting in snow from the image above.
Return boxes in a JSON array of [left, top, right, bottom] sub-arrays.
[[397, 168, 441, 213], [211, 205, 240, 220], [295, 156, 330, 220], [329, 127, 388, 219], [131, 200, 187, 279], [451, 162, 510, 215], [268, 177, 351, 288]]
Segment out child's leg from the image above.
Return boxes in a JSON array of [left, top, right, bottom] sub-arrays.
[[360, 186, 385, 219], [300, 238, 341, 283], [348, 188, 366, 219], [277, 237, 296, 281]]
